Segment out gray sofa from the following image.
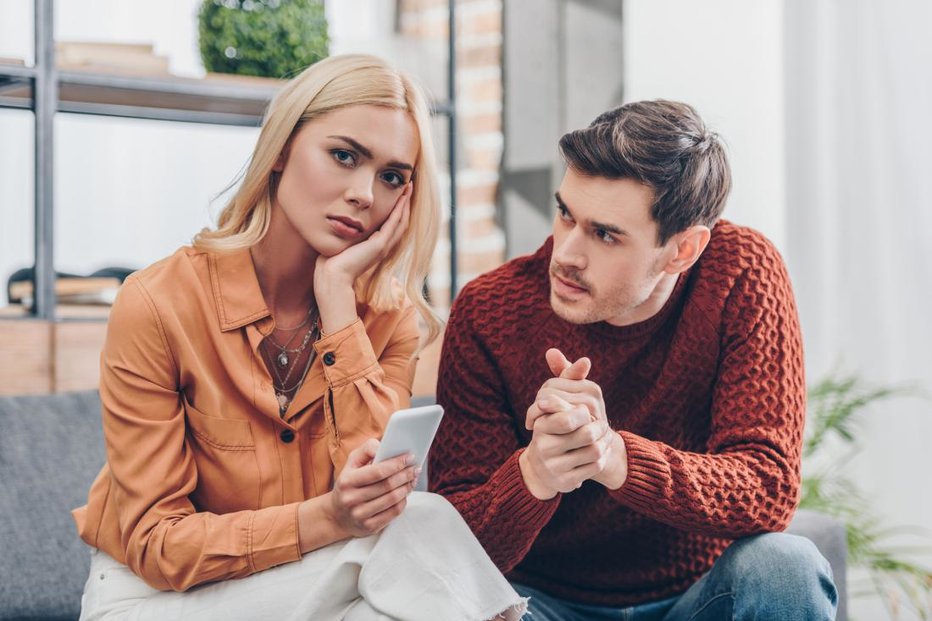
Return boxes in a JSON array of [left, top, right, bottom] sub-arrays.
[[0, 390, 848, 620]]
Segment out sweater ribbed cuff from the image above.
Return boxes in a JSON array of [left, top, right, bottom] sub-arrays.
[[609, 432, 671, 512], [488, 450, 561, 527]]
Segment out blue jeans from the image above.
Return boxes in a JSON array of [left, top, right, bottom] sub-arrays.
[[512, 533, 838, 620]]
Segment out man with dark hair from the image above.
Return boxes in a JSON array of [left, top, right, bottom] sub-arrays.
[[430, 100, 838, 620]]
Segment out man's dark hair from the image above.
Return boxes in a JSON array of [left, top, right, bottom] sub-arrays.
[[558, 100, 732, 245]]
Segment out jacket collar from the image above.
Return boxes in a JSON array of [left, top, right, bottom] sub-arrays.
[[207, 249, 271, 332]]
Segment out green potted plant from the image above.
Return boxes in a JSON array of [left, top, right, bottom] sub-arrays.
[[198, 0, 329, 79], [802, 373, 932, 619]]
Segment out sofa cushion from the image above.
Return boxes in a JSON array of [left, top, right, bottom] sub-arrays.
[[0, 390, 104, 621]]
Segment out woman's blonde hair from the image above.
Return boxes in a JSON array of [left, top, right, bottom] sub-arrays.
[[195, 54, 442, 342]]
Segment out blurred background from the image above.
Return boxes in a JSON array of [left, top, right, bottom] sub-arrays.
[[1, 1, 929, 618]]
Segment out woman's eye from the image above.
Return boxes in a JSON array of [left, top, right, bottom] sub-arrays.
[[331, 149, 356, 167], [382, 171, 405, 188]]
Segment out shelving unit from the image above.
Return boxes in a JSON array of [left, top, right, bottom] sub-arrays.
[[0, 0, 458, 321], [0, 0, 458, 395]]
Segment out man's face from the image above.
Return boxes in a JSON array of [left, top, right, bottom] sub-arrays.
[[549, 168, 676, 326]]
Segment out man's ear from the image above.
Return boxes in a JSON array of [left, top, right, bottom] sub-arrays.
[[663, 225, 711, 275]]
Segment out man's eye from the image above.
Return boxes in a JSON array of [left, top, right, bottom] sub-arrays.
[[596, 228, 616, 244], [557, 205, 572, 221], [331, 149, 356, 167]]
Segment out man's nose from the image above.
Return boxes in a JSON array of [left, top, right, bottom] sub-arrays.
[[553, 228, 587, 271]]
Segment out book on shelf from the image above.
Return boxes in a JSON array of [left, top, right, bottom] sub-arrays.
[[8, 277, 122, 307], [56, 41, 171, 76]]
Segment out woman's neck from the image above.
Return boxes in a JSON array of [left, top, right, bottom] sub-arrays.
[[250, 207, 319, 322]]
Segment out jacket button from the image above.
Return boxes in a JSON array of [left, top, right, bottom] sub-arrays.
[[280, 429, 295, 443], [323, 352, 336, 366]]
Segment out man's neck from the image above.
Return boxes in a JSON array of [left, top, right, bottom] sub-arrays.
[[605, 272, 680, 327]]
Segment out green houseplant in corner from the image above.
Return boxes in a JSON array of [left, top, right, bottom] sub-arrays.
[[801, 373, 932, 619], [198, 0, 329, 79]]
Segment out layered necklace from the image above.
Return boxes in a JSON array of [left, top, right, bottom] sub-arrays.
[[261, 306, 320, 417]]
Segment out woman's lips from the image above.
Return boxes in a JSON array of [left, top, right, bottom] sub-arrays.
[[327, 215, 364, 238]]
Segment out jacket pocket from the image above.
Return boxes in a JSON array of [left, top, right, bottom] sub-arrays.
[[183, 397, 261, 512], [184, 398, 255, 449]]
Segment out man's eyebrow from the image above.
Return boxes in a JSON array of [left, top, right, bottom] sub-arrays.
[[328, 135, 414, 171], [554, 191, 629, 236]]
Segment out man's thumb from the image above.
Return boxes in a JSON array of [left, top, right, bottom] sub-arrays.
[[546, 348, 571, 377]]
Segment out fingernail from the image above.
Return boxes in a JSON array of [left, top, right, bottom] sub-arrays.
[[406, 454, 417, 466], [415, 466, 423, 477]]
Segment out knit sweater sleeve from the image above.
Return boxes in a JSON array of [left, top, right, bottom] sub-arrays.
[[429, 288, 560, 572], [609, 239, 806, 538]]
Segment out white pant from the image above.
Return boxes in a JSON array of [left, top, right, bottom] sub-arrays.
[[79, 493, 526, 621]]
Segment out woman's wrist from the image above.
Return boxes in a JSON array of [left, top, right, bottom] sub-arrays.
[[314, 276, 358, 335], [297, 493, 351, 554]]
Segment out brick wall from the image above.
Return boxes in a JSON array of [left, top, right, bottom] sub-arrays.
[[399, 0, 505, 310]]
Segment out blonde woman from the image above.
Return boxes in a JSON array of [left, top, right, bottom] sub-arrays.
[[72, 54, 525, 621]]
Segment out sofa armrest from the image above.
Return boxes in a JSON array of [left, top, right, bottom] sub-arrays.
[[787, 508, 848, 621]]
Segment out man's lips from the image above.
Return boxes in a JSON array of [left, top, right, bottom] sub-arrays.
[[551, 272, 588, 295]]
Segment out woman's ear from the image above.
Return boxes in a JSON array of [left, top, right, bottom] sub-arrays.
[[663, 225, 712, 275]]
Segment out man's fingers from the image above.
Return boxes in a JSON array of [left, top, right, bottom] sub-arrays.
[[535, 387, 602, 422], [562, 419, 610, 451], [545, 348, 571, 377], [533, 407, 590, 435], [526, 394, 573, 430], [545, 347, 590, 380], [541, 377, 603, 398], [561, 356, 591, 381]]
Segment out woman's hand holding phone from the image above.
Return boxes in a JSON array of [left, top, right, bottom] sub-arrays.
[[326, 438, 419, 539]]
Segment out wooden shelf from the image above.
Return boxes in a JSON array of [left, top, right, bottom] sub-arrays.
[[0, 314, 108, 395], [0, 65, 283, 126]]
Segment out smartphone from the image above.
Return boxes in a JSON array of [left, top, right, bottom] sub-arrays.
[[374, 404, 444, 491]]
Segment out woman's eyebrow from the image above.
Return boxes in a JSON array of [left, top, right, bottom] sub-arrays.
[[328, 135, 414, 171]]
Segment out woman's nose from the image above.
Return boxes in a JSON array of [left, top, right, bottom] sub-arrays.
[[344, 173, 374, 210]]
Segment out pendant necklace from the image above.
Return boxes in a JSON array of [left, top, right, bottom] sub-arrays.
[[268, 309, 313, 368], [263, 309, 319, 416]]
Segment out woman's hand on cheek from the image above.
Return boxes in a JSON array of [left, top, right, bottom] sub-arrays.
[[314, 183, 412, 334]]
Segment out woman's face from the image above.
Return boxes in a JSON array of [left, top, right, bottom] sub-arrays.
[[272, 104, 419, 256]]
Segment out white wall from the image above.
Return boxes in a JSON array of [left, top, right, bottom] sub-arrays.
[[623, 0, 786, 250], [0, 0, 451, 305], [625, 2, 931, 619], [0, 0, 258, 304]]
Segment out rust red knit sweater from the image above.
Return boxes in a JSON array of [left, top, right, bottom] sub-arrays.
[[429, 221, 806, 607]]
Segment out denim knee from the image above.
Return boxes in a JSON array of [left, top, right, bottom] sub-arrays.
[[716, 532, 837, 616]]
